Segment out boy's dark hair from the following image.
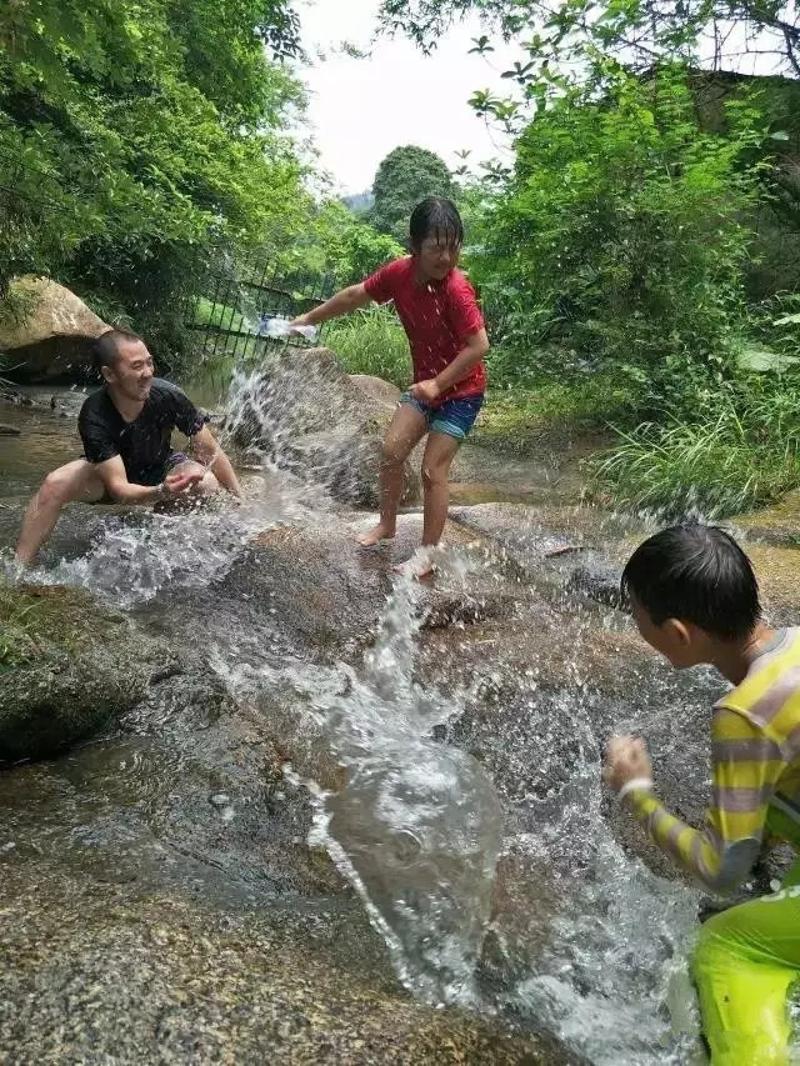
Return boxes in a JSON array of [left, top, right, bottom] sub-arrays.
[[621, 524, 761, 640], [409, 197, 464, 251], [91, 328, 143, 372]]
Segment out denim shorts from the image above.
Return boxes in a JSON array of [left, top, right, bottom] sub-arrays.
[[401, 392, 484, 440]]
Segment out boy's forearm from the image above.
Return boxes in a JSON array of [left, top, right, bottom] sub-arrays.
[[623, 787, 748, 893]]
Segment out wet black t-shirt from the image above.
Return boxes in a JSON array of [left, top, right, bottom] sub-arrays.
[[78, 379, 208, 485]]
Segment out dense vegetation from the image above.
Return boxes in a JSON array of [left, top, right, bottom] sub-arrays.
[[379, 0, 800, 518], [3, 0, 800, 519], [0, 1, 402, 370]]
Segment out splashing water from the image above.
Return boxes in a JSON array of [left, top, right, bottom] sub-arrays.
[[222, 360, 390, 509], [1, 364, 719, 1061], [220, 573, 504, 1007], [213, 546, 709, 1063]]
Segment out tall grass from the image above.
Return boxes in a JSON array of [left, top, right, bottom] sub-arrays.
[[593, 391, 800, 519], [324, 306, 410, 388]]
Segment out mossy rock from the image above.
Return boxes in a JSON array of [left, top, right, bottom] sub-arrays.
[[0, 584, 171, 762]]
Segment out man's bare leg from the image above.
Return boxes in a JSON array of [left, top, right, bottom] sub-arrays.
[[357, 404, 427, 547], [15, 460, 106, 565]]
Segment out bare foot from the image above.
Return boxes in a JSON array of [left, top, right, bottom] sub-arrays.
[[393, 547, 436, 581], [357, 522, 396, 547]]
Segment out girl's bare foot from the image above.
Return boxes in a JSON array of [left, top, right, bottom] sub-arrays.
[[357, 522, 396, 547], [393, 547, 435, 581]]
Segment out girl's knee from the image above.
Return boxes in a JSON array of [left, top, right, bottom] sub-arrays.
[[381, 442, 409, 467], [421, 461, 450, 490]]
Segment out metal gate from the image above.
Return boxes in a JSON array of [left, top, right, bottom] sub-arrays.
[[185, 253, 336, 362]]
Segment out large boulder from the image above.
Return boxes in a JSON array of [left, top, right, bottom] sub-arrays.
[[0, 276, 109, 383], [0, 583, 171, 762], [226, 348, 420, 507]]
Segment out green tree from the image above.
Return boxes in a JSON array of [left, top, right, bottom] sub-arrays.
[[469, 65, 764, 411], [370, 145, 453, 242], [0, 0, 307, 368], [281, 200, 404, 286], [380, 0, 800, 93]]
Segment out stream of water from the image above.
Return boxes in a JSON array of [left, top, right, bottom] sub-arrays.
[[0, 368, 722, 1063]]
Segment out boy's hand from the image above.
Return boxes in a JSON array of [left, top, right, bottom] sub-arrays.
[[603, 735, 653, 793], [287, 314, 311, 332], [410, 378, 442, 404]]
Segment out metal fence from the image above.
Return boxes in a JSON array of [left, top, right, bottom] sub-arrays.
[[184, 253, 337, 362]]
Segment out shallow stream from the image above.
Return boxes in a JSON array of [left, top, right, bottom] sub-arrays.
[[1, 367, 792, 1063]]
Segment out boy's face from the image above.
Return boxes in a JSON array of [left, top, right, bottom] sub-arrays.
[[416, 234, 461, 281], [630, 596, 708, 669]]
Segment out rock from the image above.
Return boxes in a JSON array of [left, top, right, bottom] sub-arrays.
[[565, 562, 623, 608], [0, 584, 171, 762], [349, 373, 402, 411], [0, 864, 565, 1064], [227, 349, 420, 507], [0, 276, 109, 383], [0, 423, 20, 435]]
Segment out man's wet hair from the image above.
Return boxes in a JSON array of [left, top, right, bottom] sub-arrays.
[[91, 328, 144, 372], [621, 523, 761, 641], [409, 197, 464, 251]]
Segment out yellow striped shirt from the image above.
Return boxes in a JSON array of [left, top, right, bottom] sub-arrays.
[[626, 628, 800, 893]]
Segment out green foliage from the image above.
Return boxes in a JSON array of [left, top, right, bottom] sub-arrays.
[[0, 593, 44, 670], [0, 0, 308, 375], [370, 145, 454, 242], [325, 306, 410, 387], [592, 381, 800, 518], [289, 201, 404, 287], [380, 0, 800, 107], [474, 373, 635, 453], [468, 65, 764, 414]]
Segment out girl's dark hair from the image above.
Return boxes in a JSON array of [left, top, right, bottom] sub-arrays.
[[409, 197, 464, 251], [91, 327, 143, 371], [621, 524, 761, 640]]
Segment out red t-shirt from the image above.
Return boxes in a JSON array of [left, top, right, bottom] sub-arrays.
[[363, 257, 486, 404]]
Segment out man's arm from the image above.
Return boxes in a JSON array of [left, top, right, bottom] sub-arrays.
[[94, 455, 198, 504], [605, 709, 784, 894], [410, 329, 490, 404], [290, 284, 372, 330], [190, 425, 242, 497]]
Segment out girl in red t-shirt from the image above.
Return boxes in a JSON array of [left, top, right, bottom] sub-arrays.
[[290, 198, 489, 578]]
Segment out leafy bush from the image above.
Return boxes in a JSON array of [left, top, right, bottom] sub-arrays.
[[468, 65, 765, 416], [0, 0, 309, 376], [325, 306, 410, 387], [592, 383, 800, 518]]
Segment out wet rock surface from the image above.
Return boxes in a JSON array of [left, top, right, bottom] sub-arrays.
[[5, 389, 800, 1063], [0, 863, 562, 1065], [0, 584, 172, 762]]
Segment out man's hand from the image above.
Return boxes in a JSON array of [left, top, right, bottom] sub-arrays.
[[410, 378, 442, 404], [287, 314, 312, 332], [162, 470, 205, 497], [603, 735, 653, 794]]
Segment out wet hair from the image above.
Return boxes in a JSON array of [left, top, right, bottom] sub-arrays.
[[409, 197, 464, 251], [621, 523, 761, 641], [91, 328, 143, 372]]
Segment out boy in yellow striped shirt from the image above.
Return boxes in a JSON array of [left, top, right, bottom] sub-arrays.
[[604, 523, 800, 1065]]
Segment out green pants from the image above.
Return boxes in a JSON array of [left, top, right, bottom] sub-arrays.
[[693, 859, 800, 1064]]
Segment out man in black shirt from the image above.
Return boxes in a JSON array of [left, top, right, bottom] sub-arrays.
[[15, 329, 242, 565]]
